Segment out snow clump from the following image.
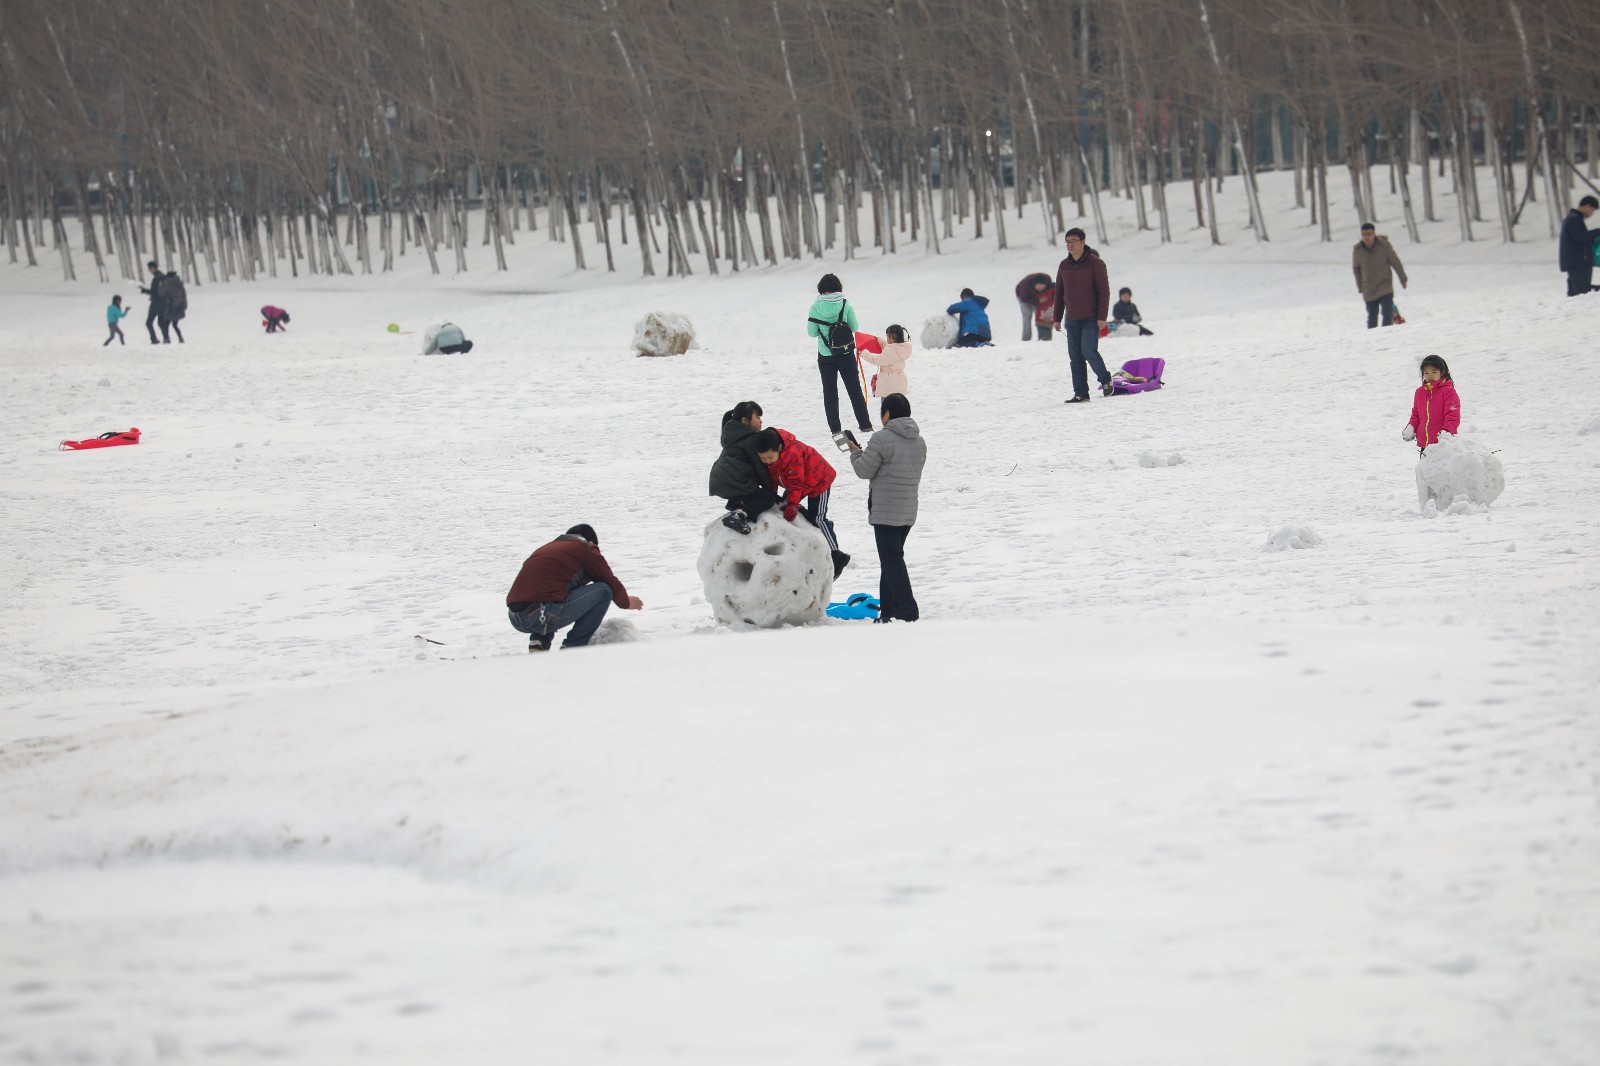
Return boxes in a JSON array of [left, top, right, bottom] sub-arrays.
[[1262, 524, 1324, 552], [697, 510, 832, 628], [632, 311, 696, 357], [1415, 433, 1504, 513], [1138, 449, 1186, 468], [920, 313, 958, 351]]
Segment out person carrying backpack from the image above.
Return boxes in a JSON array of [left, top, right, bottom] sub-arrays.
[[806, 273, 872, 436], [149, 266, 187, 344]]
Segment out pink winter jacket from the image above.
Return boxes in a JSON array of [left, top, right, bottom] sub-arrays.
[[1407, 379, 1460, 449], [861, 340, 912, 397]]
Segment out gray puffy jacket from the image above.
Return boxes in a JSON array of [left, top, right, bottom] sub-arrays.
[[850, 417, 926, 526]]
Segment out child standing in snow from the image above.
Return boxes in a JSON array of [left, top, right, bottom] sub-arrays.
[[709, 401, 778, 534], [755, 427, 849, 578], [104, 295, 130, 346], [1402, 355, 1460, 453], [861, 324, 912, 398]]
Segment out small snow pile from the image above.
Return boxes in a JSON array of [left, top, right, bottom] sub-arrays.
[[1578, 414, 1600, 436], [920, 313, 958, 350], [1415, 433, 1504, 513], [1138, 449, 1185, 468], [697, 511, 832, 627], [1262, 524, 1323, 552], [632, 311, 696, 357], [591, 617, 643, 644], [1422, 495, 1489, 519]]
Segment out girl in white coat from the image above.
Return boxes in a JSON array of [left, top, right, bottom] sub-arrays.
[[862, 324, 912, 397]]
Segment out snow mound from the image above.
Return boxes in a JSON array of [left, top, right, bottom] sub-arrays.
[[1578, 414, 1600, 436], [1138, 450, 1186, 468], [1422, 494, 1490, 519], [1262, 524, 1323, 552], [1415, 433, 1504, 513], [591, 617, 643, 644], [697, 511, 832, 628], [920, 313, 958, 350], [632, 311, 696, 357]]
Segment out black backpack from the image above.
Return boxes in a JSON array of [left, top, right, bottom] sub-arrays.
[[808, 300, 855, 358], [159, 273, 188, 319]]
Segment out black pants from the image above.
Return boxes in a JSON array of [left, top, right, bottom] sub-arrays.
[[954, 333, 991, 347], [1365, 295, 1396, 328], [818, 356, 870, 434], [104, 323, 125, 346], [801, 488, 839, 552], [726, 488, 779, 520], [1567, 266, 1596, 297], [145, 303, 164, 343], [873, 524, 918, 621]]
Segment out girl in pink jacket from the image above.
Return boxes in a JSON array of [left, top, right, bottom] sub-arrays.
[[1403, 355, 1460, 451], [861, 324, 912, 397]]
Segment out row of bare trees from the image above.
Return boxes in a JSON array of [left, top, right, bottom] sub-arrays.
[[1, 0, 1596, 285]]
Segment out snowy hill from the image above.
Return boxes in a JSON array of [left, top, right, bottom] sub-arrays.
[[1, 169, 1597, 1064]]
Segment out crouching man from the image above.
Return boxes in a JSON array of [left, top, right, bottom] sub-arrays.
[[506, 524, 643, 652]]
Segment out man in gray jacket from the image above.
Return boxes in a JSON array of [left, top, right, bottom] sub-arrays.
[[848, 393, 927, 622], [1352, 223, 1408, 328]]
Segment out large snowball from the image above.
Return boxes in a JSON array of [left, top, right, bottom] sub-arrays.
[[1415, 433, 1504, 512], [697, 511, 833, 627], [633, 311, 696, 357], [920, 313, 958, 350]]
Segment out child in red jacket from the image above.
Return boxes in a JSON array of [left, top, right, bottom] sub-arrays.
[[755, 427, 849, 578], [1402, 354, 1460, 452]]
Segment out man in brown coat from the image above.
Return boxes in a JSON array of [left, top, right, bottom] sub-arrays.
[[506, 524, 643, 652], [1052, 228, 1114, 403], [1353, 222, 1408, 328]]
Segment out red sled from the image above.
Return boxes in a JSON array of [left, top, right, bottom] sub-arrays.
[[61, 427, 140, 451], [854, 331, 882, 355]]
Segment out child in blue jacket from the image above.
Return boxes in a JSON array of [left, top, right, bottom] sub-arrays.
[[947, 288, 992, 347], [104, 295, 130, 346]]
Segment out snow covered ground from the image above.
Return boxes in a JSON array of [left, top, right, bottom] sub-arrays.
[[2, 171, 1597, 1064]]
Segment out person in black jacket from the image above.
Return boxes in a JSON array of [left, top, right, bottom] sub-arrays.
[[1111, 287, 1155, 336], [138, 261, 166, 344], [708, 401, 778, 534], [1560, 196, 1599, 297]]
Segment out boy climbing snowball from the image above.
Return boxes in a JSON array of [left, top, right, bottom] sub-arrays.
[[755, 427, 849, 579]]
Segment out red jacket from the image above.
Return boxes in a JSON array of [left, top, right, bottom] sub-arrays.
[[1408, 380, 1460, 449], [768, 428, 836, 519], [1053, 248, 1110, 323]]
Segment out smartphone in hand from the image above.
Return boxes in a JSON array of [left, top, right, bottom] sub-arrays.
[[832, 430, 857, 451]]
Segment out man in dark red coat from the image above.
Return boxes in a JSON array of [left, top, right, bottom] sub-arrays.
[[1051, 228, 1113, 403], [505, 524, 643, 652]]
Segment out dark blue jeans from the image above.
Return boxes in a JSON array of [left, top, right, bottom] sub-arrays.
[[1062, 319, 1111, 399], [508, 582, 612, 648], [1365, 295, 1396, 328]]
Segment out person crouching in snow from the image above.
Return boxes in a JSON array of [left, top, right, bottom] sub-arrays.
[[506, 523, 642, 652], [1402, 355, 1460, 453], [261, 306, 291, 333], [860, 323, 912, 398], [755, 427, 849, 579], [709, 401, 778, 534], [946, 288, 992, 347]]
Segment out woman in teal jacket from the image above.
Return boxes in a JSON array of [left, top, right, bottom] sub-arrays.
[[806, 273, 872, 435]]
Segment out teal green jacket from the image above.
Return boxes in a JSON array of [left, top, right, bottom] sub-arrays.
[[806, 293, 859, 358]]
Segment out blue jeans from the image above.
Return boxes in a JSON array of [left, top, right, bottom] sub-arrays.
[[508, 582, 612, 648], [1062, 319, 1111, 399], [1365, 295, 1396, 328]]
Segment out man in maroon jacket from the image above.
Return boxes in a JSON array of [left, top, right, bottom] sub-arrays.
[[1051, 228, 1114, 403], [506, 524, 643, 652]]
